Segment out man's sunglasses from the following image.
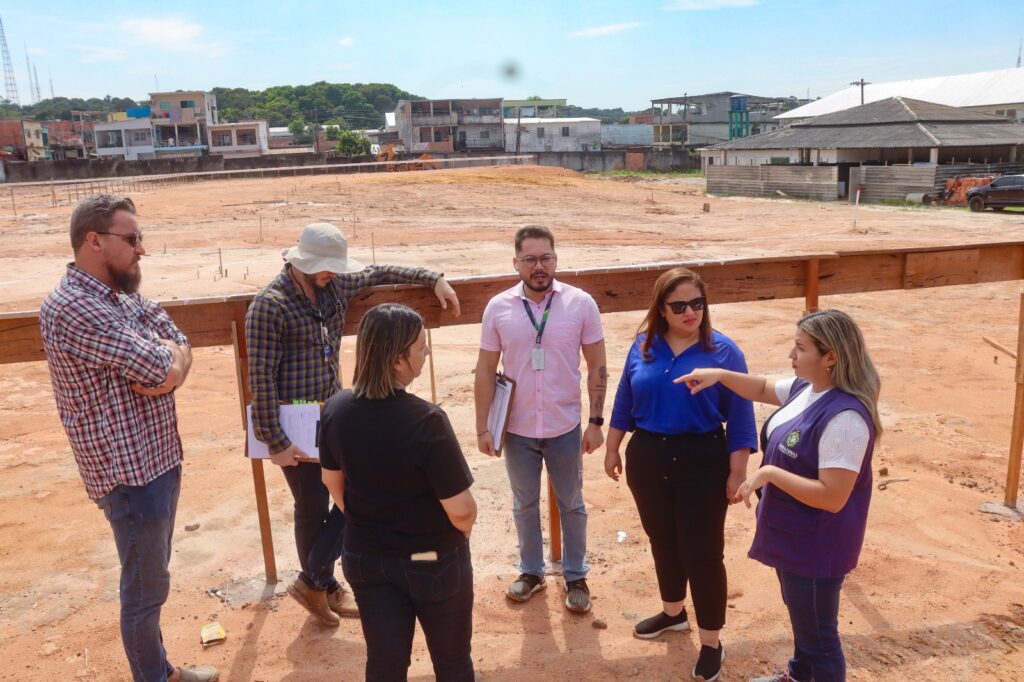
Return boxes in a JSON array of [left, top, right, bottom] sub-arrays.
[[666, 297, 707, 314], [95, 231, 143, 247]]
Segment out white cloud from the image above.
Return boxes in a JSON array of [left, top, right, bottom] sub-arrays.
[[664, 0, 760, 10], [119, 17, 228, 58], [338, 37, 355, 47], [568, 22, 643, 39], [76, 46, 128, 63]]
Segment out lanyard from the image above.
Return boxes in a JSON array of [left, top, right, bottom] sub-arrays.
[[521, 292, 554, 345]]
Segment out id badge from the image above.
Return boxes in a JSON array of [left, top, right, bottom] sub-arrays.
[[531, 346, 545, 370]]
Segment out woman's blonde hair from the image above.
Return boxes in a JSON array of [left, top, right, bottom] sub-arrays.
[[798, 309, 883, 435], [351, 303, 423, 400]]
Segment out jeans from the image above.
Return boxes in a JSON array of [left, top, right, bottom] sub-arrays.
[[95, 466, 181, 682], [281, 461, 346, 591], [625, 428, 730, 630], [777, 568, 847, 682], [342, 541, 474, 682], [503, 425, 588, 582]]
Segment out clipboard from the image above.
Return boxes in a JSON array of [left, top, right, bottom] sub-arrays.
[[246, 403, 322, 460], [487, 373, 516, 457]]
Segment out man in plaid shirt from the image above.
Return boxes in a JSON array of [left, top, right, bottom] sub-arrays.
[[40, 196, 218, 682], [245, 222, 460, 626]]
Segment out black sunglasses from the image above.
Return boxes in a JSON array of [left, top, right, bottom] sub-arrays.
[[666, 297, 707, 314], [95, 231, 143, 247]]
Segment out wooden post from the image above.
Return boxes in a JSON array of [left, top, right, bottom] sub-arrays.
[[9, 188, 15, 217], [548, 477, 561, 562], [1005, 292, 1024, 509], [805, 258, 820, 314], [231, 318, 278, 583]]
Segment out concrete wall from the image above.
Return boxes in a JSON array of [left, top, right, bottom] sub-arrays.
[[505, 121, 602, 152], [601, 124, 654, 147], [534, 148, 695, 172], [706, 165, 838, 200]]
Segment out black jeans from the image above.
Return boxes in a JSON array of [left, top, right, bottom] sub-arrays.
[[342, 541, 475, 682], [281, 461, 346, 591], [625, 428, 730, 630]]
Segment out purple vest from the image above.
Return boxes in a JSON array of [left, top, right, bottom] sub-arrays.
[[748, 379, 876, 578]]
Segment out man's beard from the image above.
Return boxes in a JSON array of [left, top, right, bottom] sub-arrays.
[[522, 272, 552, 293], [299, 269, 326, 292], [111, 262, 142, 294]]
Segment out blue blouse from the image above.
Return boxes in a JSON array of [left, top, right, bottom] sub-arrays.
[[610, 331, 758, 453]]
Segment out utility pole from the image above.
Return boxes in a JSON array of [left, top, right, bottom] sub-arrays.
[[850, 78, 870, 106], [1017, 36, 1022, 68]]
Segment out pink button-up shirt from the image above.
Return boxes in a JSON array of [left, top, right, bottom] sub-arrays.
[[480, 280, 604, 439]]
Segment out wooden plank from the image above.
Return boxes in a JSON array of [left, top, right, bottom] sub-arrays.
[[903, 249, 980, 289]]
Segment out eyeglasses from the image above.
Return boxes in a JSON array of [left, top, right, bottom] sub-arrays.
[[95, 231, 144, 247], [516, 254, 556, 268], [666, 297, 707, 314]]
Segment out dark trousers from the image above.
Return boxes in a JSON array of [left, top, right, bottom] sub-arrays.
[[342, 541, 475, 682], [625, 428, 730, 630], [777, 569, 846, 682], [95, 466, 181, 682], [281, 461, 346, 591]]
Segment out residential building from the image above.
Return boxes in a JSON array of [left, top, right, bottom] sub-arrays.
[[94, 118, 155, 161], [0, 119, 47, 161], [208, 121, 269, 158], [395, 98, 504, 153], [650, 91, 808, 148], [601, 124, 654, 148], [504, 117, 601, 152], [701, 97, 1024, 173], [778, 67, 1024, 124], [502, 99, 566, 119], [149, 90, 218, 156]]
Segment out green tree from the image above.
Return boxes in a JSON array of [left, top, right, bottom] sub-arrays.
[[335, 129, 370, 156], [288, 117, 311, 143]]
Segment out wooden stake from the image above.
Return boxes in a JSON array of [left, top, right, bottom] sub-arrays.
[[258, 215, 263, 243], [218, 248, 224, 276], [9, 188, 15, 217], [371, 232, 376, 264], [1004, 292, 1024, 508], [805, 258, 820, 314]]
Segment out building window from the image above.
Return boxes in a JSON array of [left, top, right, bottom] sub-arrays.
[[480, 130, 489, 139], [180, 100, 196, 109], [212, 132, 232, 147], [237, 130, 256, 145], [131, 130, 150, 143], [537, 127, 545, 138], [561, 126, 569, 137], [434, 129, 443, 142]]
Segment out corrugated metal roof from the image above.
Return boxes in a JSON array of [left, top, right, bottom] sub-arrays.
[[505, 117, 600, 124], [707, 97, 1024, 150], [778, 67, 1024, 119]]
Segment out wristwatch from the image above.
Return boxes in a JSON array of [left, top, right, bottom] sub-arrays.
[[588, 417, 604, 427]]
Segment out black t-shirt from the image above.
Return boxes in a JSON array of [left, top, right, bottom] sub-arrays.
[[320, 388, 473, 555]]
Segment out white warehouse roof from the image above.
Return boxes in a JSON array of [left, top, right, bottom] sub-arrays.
[[504, 117, 600, 124], [778, 67, 1024, 120]]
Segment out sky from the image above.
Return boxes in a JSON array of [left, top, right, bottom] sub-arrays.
[[3, 0, 1024, 111]]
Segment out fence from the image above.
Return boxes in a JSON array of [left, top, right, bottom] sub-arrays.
[[706, 165, 838, 200]]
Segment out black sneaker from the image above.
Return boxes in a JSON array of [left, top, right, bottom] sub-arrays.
[[692, 643, 724, 682], [633, 608, 690, 639], [506, 573, 546, 602], [564, 578, 591, 613]]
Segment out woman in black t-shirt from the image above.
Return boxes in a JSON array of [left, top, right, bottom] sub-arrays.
[[320, 303, 477, 682]]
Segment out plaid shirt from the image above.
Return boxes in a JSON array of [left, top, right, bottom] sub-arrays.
[[246, 264, 440, 453], [40, 264, 190, 500]]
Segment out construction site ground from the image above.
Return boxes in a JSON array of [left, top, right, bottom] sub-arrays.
[[2, 165, 1024, 681]]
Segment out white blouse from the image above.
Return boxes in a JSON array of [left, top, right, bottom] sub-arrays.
[[765, 377, 870, 473]]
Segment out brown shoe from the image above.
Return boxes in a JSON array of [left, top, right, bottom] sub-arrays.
[[327, 585, 360, 618], [176, 667, 220, 682], [286, 577, 340, 626]]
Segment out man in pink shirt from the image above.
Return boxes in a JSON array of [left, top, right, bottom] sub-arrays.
[[474, 225, 607, 614]]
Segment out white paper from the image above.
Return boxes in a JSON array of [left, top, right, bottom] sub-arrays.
[[247, 404, 321, 459], [487, 376, 514, 454]]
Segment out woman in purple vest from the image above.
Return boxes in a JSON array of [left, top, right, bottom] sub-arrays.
[[676, 309, 881, 682]]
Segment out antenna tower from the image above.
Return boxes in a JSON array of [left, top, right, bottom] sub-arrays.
[[0, 17, 18, 104]]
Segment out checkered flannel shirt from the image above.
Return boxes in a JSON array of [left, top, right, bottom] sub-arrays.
[[245, 264, 440, 454], [40, 264, 190, 500]]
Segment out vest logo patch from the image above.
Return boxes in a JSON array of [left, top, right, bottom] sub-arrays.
[[786, 430, 800, 448], [779, 430, 801, 458]]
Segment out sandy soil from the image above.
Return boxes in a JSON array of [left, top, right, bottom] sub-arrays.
[[2, 165, 1024, 681]]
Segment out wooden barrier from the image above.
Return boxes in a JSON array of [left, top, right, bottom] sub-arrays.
[[4, 241, 1024, 579]]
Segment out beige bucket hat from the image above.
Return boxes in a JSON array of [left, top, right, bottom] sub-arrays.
[[282, 222, 364, 275]]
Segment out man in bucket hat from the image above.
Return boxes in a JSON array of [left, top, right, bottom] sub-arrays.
[[245, 222, 460, 626]]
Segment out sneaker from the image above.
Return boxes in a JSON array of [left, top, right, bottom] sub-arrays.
[[326, 584, 360, 618], [634, 608, 690, 639], [176, 667, 220, 682], [564, 578, 591, 613], [286, 577, 340, 626], [692, 643, 725, 682], [750, 673, 801, 682], [506, 573, 546, 602]]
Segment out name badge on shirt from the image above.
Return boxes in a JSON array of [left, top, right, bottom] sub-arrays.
[[531, 347, 545, 370]]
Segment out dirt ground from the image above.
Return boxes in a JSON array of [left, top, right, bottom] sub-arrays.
[[2, 165, 1024, 681]]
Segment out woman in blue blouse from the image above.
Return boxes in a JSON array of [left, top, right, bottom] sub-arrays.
[[605, 267, 756, 682]]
